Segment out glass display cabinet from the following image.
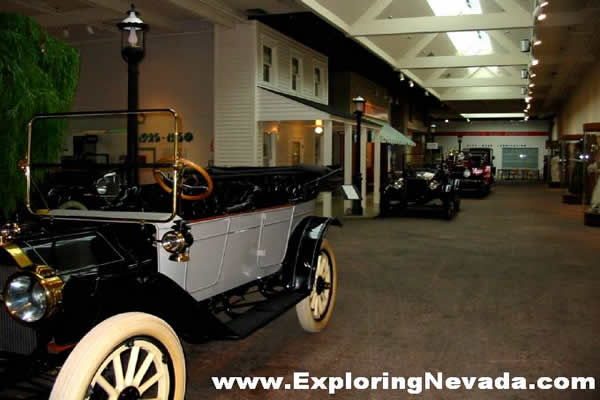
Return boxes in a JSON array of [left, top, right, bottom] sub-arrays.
[[560, 136, 584, 204], [583, 123, 600, 226]]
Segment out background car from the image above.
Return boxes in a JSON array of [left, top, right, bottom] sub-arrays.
[[380, 165, 461, 219]]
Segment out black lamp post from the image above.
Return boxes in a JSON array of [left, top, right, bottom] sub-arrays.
[[352, 96, 366, 215], [117, 4, 148, 184]]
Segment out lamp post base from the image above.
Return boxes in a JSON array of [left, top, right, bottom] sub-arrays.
[[351, 174, 363, 215]]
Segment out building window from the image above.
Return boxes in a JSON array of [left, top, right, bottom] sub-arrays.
[[291, 57, 301, 91], [314, 67, 321, 97], [263, 45, 272, 83]]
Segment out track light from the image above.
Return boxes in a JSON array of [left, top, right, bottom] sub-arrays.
[[86, 25, 95, 35], [537, 13, 547, 21], [529, 83, 535, 88], [540, 1, 549, 7], [531, 59, 539, 66], [530, 72, 537, 78], [445, 119, 449, 123], [521, 87, 527, 95], [521, 69, 529, 79], [533, 38, 542, 46], [425, 90, 429, 96], [525, 116, 529, 121], [409, 80, 414, 88], [520, 39, 531, 52], [399, 72, 405, 81]]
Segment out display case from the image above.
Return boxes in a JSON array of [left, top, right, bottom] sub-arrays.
[[560, 136, 584, 204], [583, 123, 600, 226]]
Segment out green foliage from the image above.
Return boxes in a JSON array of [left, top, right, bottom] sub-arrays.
[[0, 13, 80, 218]]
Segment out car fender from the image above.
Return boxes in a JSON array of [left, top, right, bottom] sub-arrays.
[[282, 216, 341, 292], [54, 271, 226, 345]]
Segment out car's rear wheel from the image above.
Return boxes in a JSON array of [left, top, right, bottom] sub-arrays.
[[296, 240, 337, 333], [50, 312, 186, 400]]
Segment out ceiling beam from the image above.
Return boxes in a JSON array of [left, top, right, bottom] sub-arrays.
[[80, 0, 179, 32], [353, 0, 392, 26], [350, 13, 533, 36], [426, 77, 526, 88], [164, 0, 245, 28], [440, 87, 525, 101], [399, 33, 438, 60], [398, 54, 530, 69]]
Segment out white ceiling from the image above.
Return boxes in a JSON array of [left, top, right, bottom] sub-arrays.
[[3, 0, 600, 118], [298, 0, 600, 118]]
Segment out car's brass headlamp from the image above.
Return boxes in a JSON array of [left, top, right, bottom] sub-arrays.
[[3, 265, 64, 324]]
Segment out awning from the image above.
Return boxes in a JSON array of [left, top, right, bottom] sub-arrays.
[[367, 120, 416, 146]]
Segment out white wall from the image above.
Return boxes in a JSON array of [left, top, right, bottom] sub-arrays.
[[558, 67, 600, 136], [434, 120, 550, 170], [257, 22, 328, 105], [72, 28, 215, 166]]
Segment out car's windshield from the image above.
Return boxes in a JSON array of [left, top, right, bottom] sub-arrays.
[[27, 110, 179, 222]]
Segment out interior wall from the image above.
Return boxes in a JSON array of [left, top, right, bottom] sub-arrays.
[[72, 29, 215, 166], [557, 67, 600, 136], [275, 121, 316, 166]]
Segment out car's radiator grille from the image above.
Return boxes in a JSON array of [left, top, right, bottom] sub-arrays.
[[0, 264, 38, 355]]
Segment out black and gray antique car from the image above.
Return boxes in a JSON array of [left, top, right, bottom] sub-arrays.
[[0, 110, 341, 399], [380, 165, 461, 219]]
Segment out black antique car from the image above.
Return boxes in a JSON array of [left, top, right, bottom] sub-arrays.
[[380, 164, 461, 219], [0, 110, 341, 399], [449, 149, 494, 196]]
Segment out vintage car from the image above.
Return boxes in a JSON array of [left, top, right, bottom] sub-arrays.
[[379, 165, 461, 219], [450, 149, 494, 196], [0, 109, 341, 399]]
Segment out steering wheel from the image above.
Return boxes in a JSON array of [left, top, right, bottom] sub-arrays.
[[154, 157, 214, 201]]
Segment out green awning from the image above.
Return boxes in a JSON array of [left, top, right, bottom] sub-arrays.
[[378, 123, 416, 146]]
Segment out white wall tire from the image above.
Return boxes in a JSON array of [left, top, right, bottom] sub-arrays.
[[296, 239, 337, 333], [50, 312, 186, 400]]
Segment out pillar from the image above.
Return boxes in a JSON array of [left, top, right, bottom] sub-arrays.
[[374, 130, 381, 205], [360, 127, 367, 211], [322, 120, 333, 217], [344, 123, 353, 214]]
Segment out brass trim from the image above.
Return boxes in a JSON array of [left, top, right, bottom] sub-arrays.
[[34, 265, 64, 318], [2, 244, 34, 268]]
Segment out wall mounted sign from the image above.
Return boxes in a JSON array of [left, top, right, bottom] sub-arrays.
[[138, 132, 194, 143]]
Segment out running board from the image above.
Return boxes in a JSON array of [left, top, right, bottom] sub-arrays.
[[222, 292, 307, 339]]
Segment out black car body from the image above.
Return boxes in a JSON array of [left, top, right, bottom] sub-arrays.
[[450, 149, 494, 195], [380, 166, 461, 219]]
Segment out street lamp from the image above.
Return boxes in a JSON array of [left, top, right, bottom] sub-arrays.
[[117, 4, 148, 184], [352, 96, 366, 215]]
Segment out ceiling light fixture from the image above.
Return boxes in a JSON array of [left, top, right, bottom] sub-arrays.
[[86, 25, 95, 35], [530, 72, 537, 78], [521, 69, 529, 79], [537, 13, 547, 21], [425, 90, 429, 96], [529, 83, 535, 88], [533, 38, 542, 46], [531, 58, 540, 66], [409, 80, 414, 88], [520, 39, 531, 52], [399, 71, 405, 81], [445, 119, 449, 123], [525, 115, 530, 121], [540, 1, 549, 7], [521, 87, 527, 95]]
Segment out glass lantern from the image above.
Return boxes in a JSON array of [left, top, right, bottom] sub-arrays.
[[117, 4, 149, 63]]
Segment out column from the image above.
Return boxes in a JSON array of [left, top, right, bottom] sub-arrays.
[[360, 127, 367, 211], [374, 130, 381, 205], [270, 130, 277, 166], [322, 120, 333, 217], [344, 123, 353, 214]]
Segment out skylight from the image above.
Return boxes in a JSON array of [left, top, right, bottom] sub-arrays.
[[426, 0, 493, 56]]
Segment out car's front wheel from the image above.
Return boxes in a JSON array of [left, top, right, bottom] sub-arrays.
[[296, 239, 337, 333], [50, 312, 186, 400]]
